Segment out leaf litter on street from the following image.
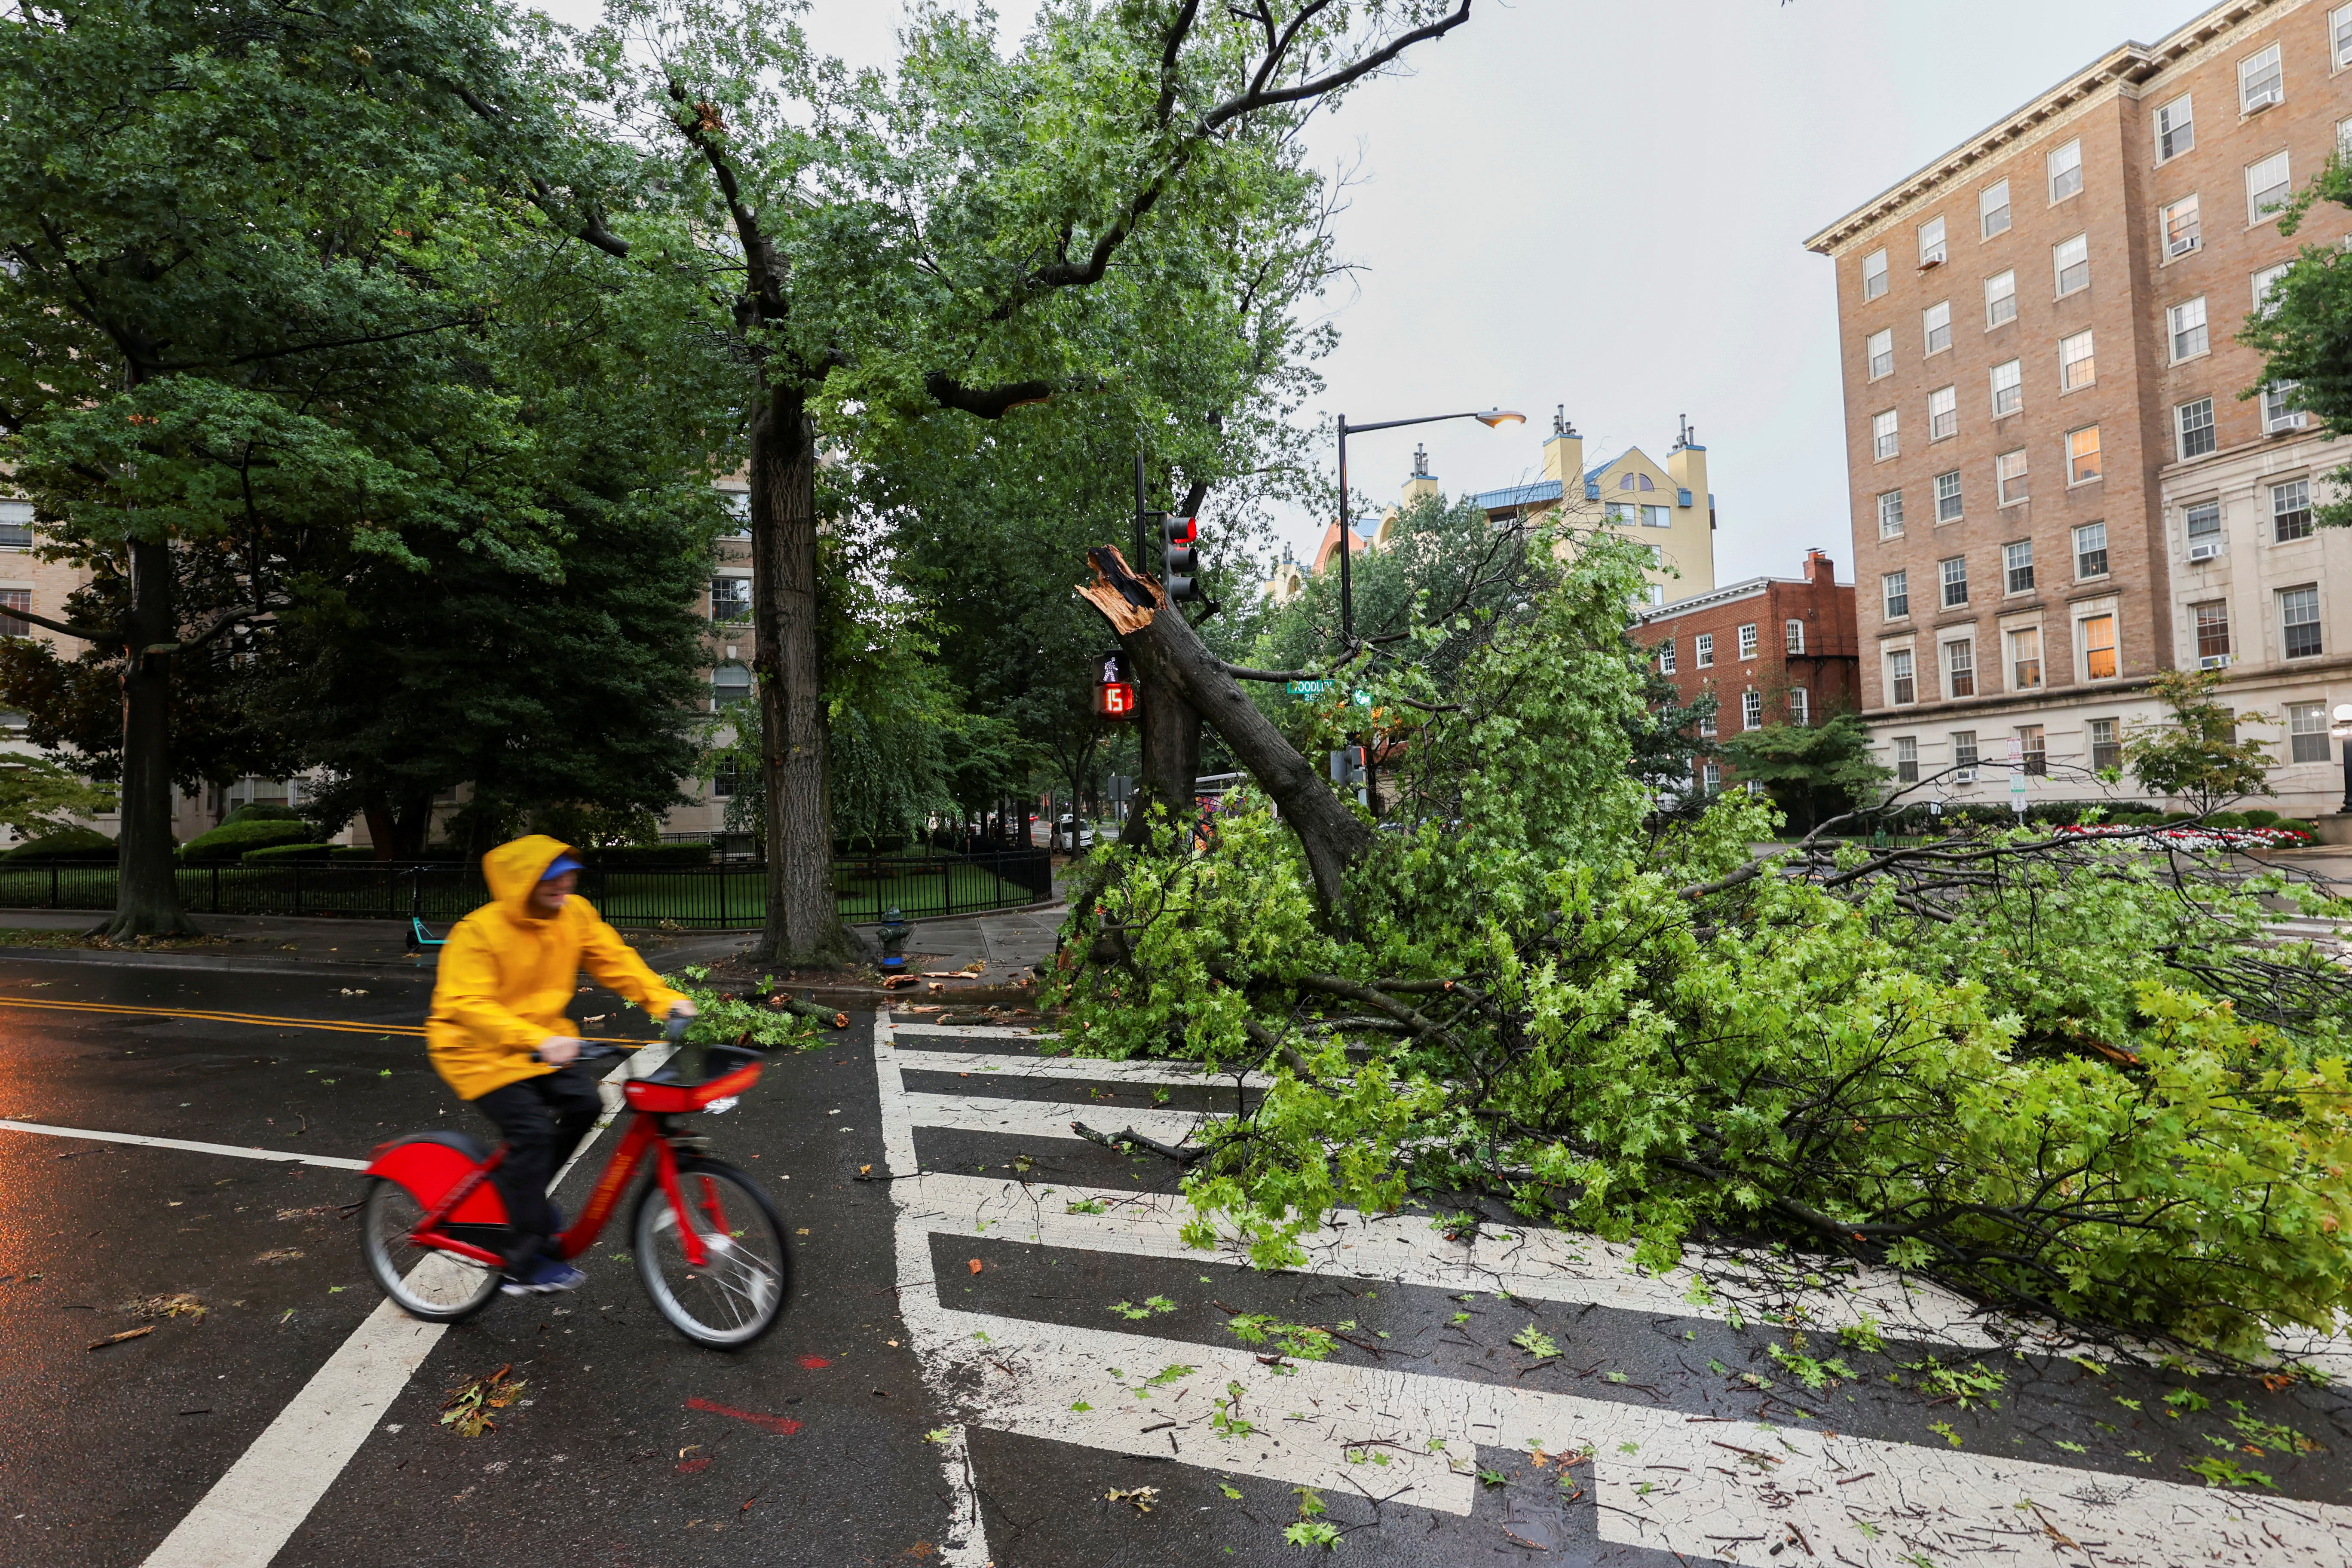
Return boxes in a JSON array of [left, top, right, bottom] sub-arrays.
[[441, 1365, 528, 1437]]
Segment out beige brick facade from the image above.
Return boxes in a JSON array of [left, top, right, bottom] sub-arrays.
[[1807, 0, 2352, 814]]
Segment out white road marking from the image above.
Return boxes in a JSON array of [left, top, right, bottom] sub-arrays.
[[876, 1010, 2352, 1561], [891, 1049, 1268, 1088], [139, 1045, 673, 1568], [0, 1118, 368, 1170], [888, 1021, 1060, 1041], [902, 1090, 1208, 1147]]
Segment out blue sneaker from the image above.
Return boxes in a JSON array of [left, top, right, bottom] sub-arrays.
[[500, 1255, 587, 1295]]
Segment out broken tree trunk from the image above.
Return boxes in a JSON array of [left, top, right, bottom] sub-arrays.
[[1077, 547, 1372, 917]]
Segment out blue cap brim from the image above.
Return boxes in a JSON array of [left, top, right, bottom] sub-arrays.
[[540, 854, 584, 880]]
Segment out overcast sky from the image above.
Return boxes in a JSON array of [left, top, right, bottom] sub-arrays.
[[542, 0, 2220, 588]]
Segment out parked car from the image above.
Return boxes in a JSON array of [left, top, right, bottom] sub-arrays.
[[1053, 815, 1096, 852]]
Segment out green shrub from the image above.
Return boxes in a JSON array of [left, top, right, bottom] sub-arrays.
[[2276, 819, 2318, 838], [240, 842, 334, 864], [2240, 808, 2281, 827], [180, 820, 316, 862], [222, 803, 303, 826], [331, 845, 381, 862], [2205, 811, 2247, 829], [0, 827, 117, 862], [579, 843, 710, 868]]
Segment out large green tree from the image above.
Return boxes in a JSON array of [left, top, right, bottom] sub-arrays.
[[570, 0, 1478, 962], [0, 0, 659, 934], [2241, 150, 2352, 522]]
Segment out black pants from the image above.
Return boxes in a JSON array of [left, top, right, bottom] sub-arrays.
[[474, 1063, 603, 1273]]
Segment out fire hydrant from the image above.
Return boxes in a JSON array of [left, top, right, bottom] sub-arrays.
[[877, 906, 911, 973]]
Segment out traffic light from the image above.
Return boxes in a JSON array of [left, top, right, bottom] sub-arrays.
[[1161, 514, 1203, 601]]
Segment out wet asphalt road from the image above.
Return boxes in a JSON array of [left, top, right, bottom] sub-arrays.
[[0, 954, 2348, 1568]]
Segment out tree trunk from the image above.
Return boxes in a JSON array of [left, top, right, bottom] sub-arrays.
[[1080, 548, 1371, 916], [363, 790, 398, 861], [1118, 661, 1201, 852], [749, 384, 850, 964], [99, 536, 195, 938]]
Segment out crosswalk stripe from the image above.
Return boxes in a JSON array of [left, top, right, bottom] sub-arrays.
[[891, 1048, 1269, 1088], [888, 1021, 1054, 1041], [876, 1008, 2352, 1563], [902, 1090, 1210, 1147]]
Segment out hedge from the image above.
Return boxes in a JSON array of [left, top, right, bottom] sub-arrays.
[[222, 803, 303, 826], [180, 820, 317, 863], [576, 844, 712, 867], [241, 842, 334, 864], [0, 827, 118, 863]]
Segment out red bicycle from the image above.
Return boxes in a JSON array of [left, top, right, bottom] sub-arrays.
[[358, 1025, 790, 1348]]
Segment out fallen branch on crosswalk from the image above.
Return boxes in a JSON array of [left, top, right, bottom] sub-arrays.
[[1071, 1119, 1204, 1164]]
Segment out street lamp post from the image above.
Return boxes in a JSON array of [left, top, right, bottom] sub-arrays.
[[1335, 408, 1525, 644]]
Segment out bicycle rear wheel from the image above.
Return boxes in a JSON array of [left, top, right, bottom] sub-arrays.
[[361, 1177, 502, 1323], [633, 1158, 790, 1348]]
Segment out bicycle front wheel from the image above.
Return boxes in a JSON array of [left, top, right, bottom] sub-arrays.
[[633, 1157, 791, 1348], [360, 1177, 501, 1323]]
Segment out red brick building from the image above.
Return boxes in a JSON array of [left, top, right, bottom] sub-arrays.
[[1631, 550, 1859, 790]]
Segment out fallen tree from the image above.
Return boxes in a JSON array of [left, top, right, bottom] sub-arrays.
[[1058, 524, 2352, 1365]]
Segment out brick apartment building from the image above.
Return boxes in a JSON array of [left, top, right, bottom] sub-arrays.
[[1631, 550, 1859, 793], [1806, 0, 2351, 813]]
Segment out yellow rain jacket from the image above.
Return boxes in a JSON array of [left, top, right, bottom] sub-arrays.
[[426, 835, 687, 1102]]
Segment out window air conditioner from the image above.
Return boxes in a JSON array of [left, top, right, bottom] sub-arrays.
[[1918, 256, 1945, 270], [2199, 653, 2232, 670], [2187, 541, 2223, 561], [1954, 768, 1976, 784], [2246, 90, 2279, 111], [2167, 236, 2200, 258]]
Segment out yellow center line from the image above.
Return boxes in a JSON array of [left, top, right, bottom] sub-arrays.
[[0, 995, 652, 1045]]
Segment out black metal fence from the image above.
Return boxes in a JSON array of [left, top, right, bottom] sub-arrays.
[[0, 846, 1056, 930]]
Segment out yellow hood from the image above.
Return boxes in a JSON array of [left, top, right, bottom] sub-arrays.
[[482, 834, 572, 914]]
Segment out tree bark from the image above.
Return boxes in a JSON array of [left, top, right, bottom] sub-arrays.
[[750, 384, 850, 964], [1080, 548, 1371, 916], [1118, 660, 1201, 852], [99, 536, 196, 938]]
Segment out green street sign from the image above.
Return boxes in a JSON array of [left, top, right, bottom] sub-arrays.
[[1286, 680, 1335, 695]]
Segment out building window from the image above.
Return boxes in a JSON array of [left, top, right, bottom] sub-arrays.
[[1878, 489, 1905, 539], [2059, 329, 2096, 390], [1941, 555, 1969, 608], [2289, 702, 2330, 763], [1695, 632, 1714, 668], [1785, 619, 1806, 655], [723, 490, 751, 538], [1952, 729, 1979, 778], [1979, 179, 2011, 238], [2186, 499, 2223, 554], [2067, 426, 2102, 485], [1866, 328, 1893, 380], [2155, 93, 2194, 161], [1883, 570, 1910, 620], [1889, 649, 1916, 706], [2281, 585, 2323, 659], [1997, 448, 2029, 506], [1738, 623, 1759, 660], [2334, 4, 2352, 70], [2074, 521, 2108, 579], [1946, 638, 1976, 698], [1923, 300, 1952, 355], [1657, 638, 1676, 675], [2177, 397, 2216, 459], [2239, 41, 2282, 113], [2047, 138, 2083, 202], [0, 589, 28, 638], [1640, 505, 1670, 528], [1742, 689, 1763, 730], [1605, 499, 1635, 525], [1788, 686, 1810, 726], [2003, 539, 2034, 594], [1919, 215, 1947, 267], [2090, 718, 2121, 772], [1862, 247, 1888, 300], [2253, 260, 2293, 316], [2193, 599, 2231, 663], [1989, 358, 2022, 418], [1872, 408, 1899, 461], [2247, 150, 2291, 224], [0, 500, 29, 551], [2264, 381, 2307, 434], [2163, 195, 2202, 259], [710, 760, 739, 799], [2080, 612, 2117, 680], [1703, 760, 1722, 794], [1935, 469, 1964, 523], [1700, 707, 1718, 738], [710, 576, 752, 623], [2018, 724, 2048, 775], [1984, 268, 2017, 328], [2167, 296, 2208, 362], [2009, 627, 2043, 690], [1894, 735, 1919, 783], [2274, 478, 2313, 542], [2053, 233, 2089, 297], [1926, 384, 1957, 442], [710, 662, 754, 707]]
